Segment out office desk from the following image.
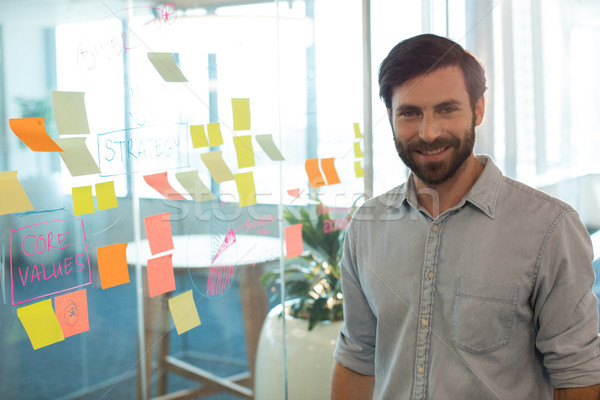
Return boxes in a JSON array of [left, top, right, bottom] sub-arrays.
[[128, 234, 282, 400]]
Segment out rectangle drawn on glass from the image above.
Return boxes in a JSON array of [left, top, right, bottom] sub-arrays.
[[97, 123, 189, 176]]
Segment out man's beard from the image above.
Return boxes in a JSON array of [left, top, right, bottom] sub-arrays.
[[393, 119, 476, 186]]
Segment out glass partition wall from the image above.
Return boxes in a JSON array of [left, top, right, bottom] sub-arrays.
[[1, 1, 600, 399]]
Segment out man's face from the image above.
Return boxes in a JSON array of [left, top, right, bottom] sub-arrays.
[[388, 65, 484, 186]]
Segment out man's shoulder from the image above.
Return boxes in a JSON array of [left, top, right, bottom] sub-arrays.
[[499, 175, 575, 214]]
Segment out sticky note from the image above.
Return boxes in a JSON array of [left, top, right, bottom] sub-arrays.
[[97, 243, 130, 289], [200, 151, 235, 183], [17, 299, 65, 350], [234, 171, 257, 207], [147, 254, 176, 297], [54, 137, 100, 176], [147, 52, 188, 82], [354, 142, 363, 158], [207, 123, 223, 146], [95, 181, 119, 210], [8, 118, 63, 152], [72, 186, 95, 215], [285, 223, 303, 258], [0, 171, 34, 215], [305, 158, 325, 188], [54, 289, 89, 338], [231, 98, 251, 131], [168, 290, 201, 335], [321, 157, 341, 185], [355, 161, 364, 178], [190, 125, 209, 148], [233, 135, 255, 168], [144, 213, 174, 255], [143, 172, 186, 200], [175, 170, 215, 202], [52, 91, 90, 135], [287, 188, 301, 198], [255, 134, 285, 161], [353, 122, 363, 138]]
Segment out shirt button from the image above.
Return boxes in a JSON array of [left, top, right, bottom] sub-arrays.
[[421, 319, 429, 327], [432, 225, 439, 232], [427, 271, 434, 279], [417, 367, 425, 374]]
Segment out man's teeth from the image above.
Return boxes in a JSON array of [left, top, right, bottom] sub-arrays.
[[420, 147, 446, 155]]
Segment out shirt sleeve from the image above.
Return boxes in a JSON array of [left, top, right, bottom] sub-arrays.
[[334, 209, 377, 376], [533, 209, 600, 388]]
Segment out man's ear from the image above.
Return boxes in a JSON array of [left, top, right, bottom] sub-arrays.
[[474, 96, 485, 126]]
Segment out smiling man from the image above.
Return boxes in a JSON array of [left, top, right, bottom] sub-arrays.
[[331, 34, 600, 399]]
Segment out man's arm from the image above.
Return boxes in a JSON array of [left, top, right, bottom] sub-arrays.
[[331, 362, 374, 400], [554, 384, 600, 400]]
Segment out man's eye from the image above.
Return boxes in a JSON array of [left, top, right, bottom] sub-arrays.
[[400, 111, 419, 118], [440, 107, 456, 114]]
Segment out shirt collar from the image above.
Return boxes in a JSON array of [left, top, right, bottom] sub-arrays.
[[394, 155, 503, 219]]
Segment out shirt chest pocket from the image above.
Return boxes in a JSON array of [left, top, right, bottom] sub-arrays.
[[452, 277, 519, 354]]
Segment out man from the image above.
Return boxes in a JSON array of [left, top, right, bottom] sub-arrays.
[[331, 34, 600, 399]]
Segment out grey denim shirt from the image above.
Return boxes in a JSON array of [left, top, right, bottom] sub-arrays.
[[334, 155, 600, 399]]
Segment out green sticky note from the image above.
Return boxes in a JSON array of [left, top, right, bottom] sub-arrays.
[[233, 135, 255, 168], [207, 123, 223, 146], [96, 181, 118, 210], [232, 98, 251, 131], [72, 185, 95, 215], [52, 91, 90, 135], [17, 299, 65, 350], [190, 125, 209, 148], [168, 290, 201, 335], [54, 137, 100, 176]]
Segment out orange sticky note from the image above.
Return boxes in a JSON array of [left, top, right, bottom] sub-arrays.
[[9, 118, 63, 152], [168, 290, 201, 335], [17, 299, 65, 350], [232, 98, 251, 131], [285, 224, 303, 258], [321, 157, 341, 185], [97, 243, 130, 289], [144, 213, 174, 255], [147, 254, 176, 297], [143, 172, 186, 200], [0, 171, 34, 215], [305, 158, 325, 188], [54, 289, 89, 338]]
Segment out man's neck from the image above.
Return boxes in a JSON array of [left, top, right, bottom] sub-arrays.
[[414, 155, 484, 218]]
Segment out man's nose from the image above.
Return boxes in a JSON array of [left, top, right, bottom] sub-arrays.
[[419, 114, 442, 143]]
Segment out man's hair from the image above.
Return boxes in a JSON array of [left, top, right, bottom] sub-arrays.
[[378, 34, 487, 110]]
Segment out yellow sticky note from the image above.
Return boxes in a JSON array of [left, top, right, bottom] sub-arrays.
[[96, 181, 119, 210], [207, 122, 223, 146], [0, 171, 34, 215], [255, 134, 285, 161], [354, 161, 364, 178], [354, 123, 363, 138], [200, 151, 235, 183], [54, 137, 100, 176], [234, 171, 257, 207], [190, 125, 209, 148], [233, 135, 255, 168], [232, 98, 251, 131], [52, 91, 90, 135], [168, 290, 201, 335], [72, 186, 95, 215], [17, 299, 65, 350], [175, 170, 216, 202], [147, 52, 188, 82], [354, 142, 363, 158]]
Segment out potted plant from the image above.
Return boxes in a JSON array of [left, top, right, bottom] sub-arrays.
[[254, 199, 359, 400]]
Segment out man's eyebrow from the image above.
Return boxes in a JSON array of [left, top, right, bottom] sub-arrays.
[[434, 100, 462, 109], [395, 104, 421, 113]]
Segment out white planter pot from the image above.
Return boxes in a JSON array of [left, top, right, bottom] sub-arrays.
[[254, 303, 343, 400]]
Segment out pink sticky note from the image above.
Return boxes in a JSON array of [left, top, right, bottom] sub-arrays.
[[287, 188, 301, 198], [147, 254, 176, 297], [144, 213, 174, 255], [143, 172, 186, 200], [54, 289, 89, 337], [285, 224, 304, 258]]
